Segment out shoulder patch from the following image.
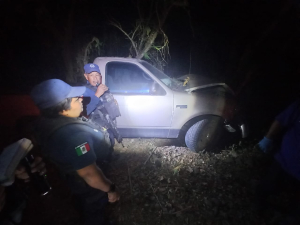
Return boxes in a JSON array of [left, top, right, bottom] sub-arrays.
[[75, 142, 90, 156]]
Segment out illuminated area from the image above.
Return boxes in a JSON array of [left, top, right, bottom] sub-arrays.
[[1, 0, 299, 224]]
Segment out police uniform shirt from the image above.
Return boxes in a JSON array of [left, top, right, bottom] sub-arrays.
[[274, 100, 300, 180], [83, 87, 101, 115], [46, 123, 111, 174]]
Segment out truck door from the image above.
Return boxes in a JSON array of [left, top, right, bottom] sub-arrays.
[[104, 62, 173, 128]]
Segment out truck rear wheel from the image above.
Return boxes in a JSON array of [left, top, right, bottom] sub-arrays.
[[185, 116, 223, 153]]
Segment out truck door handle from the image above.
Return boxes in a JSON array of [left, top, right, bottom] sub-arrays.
[[176, 105, 187, 109]]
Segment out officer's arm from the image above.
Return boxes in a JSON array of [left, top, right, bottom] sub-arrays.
[[77, 163, 112, 192], [83, 88, 100, 115], [265, 101, 300, 140], [265, 120, 283, 140]]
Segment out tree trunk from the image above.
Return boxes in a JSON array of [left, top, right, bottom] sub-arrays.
[[136, 30, 158, 59]]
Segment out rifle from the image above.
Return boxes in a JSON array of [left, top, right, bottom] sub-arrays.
[[95, 83, 123, 147], [104, 113, 123, 146]]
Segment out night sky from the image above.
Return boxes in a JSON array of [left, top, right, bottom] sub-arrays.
[[1, 0, 300, 133]]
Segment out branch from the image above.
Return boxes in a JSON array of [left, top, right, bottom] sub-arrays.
[[156, 1, 174, 29], [136, 30, 158, 59], [184, 7, 195, 38], [131, 20, 141, 40], [83, 38, 98, 65], [138, 25, 147, 53], [146, 0, 155, 26], [150, 184, 163, 210], [109, 20, 139, 57], [137, 0, 143, 20], [137, 0, 156, 53], [144, 147, 156, 165]]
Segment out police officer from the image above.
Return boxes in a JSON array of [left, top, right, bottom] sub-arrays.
[[257, 100, 300, 224], [30, 79, 120, 225], [83, 63, 109, 99], [83, 63, 122, 148]]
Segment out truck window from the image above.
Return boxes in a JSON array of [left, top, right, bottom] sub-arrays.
[[105, 62, 154, 95]]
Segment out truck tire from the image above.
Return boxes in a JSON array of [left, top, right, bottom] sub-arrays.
[[185, 116, 223, 153]]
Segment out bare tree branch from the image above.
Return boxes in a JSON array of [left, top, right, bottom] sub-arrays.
[[109, 19, 139, 57], [138, 24, 148, 53], [156, 1, 174, 28], [110, 0, 188, 64], [131, 20, 140, 40], [184, 7, 195, 38], [132, 0, 143, 20]]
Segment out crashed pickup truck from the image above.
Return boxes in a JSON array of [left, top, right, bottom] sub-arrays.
[[93, 57, 248, 152]]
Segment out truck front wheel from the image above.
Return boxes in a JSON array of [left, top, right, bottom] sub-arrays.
[[185, 116, 223, 153]]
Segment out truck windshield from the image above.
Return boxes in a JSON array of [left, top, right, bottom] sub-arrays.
[[141, 61, 184, 91]]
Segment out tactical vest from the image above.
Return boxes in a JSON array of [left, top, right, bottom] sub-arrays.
[[34, 116, 111, 195], [84, 84, 122, 144], [85, 83, 121, 121], [35, 116, 111, 156]]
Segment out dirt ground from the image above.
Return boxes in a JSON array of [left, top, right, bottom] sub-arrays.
[[21, 138, 296, 225]]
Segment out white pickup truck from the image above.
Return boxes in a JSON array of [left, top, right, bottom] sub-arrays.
[[93, 57, 248, 152]]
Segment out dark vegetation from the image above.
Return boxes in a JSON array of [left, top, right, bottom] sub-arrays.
[[1, 0, 300, 132], [1, 0, 300, 224]]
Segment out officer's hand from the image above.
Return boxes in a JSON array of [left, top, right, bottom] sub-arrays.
[[257, 136, 274, 153], [95, 84, 108, 98], [0, 186, 6, 212], [30, 156, 46, 175], [108, 190, 120, 203], [15, 157, 46, 182], [15, 165, 30, 182]]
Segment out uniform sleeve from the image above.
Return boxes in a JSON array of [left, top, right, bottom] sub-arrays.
[[83, 88, 100, 115], [275, 100, 300, 127], [61, 131, 97, 171]]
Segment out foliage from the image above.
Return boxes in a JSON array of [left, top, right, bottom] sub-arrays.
[[109, 0, 188, 70], [145, 31, 170, 71]]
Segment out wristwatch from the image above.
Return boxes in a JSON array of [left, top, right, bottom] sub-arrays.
[[108, 183, 116, 193]]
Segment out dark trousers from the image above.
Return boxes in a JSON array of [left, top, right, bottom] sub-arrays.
[[63, 173, 109, 225], [78, 193, 109, 225], [256, 160, 300, 224], [0, 185, 27, 225]]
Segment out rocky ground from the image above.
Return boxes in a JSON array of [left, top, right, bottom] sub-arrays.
[[22, 138, 296, 225]]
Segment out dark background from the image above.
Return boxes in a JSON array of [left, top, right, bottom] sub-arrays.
[[1, 0, 300, 134]]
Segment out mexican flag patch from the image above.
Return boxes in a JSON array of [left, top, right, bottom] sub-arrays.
[[75, 142, 90, 156]]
